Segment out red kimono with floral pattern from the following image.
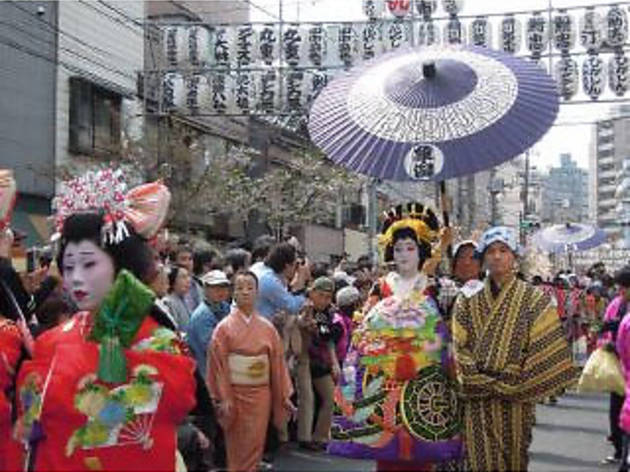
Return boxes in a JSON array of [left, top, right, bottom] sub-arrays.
[[0, 319, 22, 471], [10, 312, 196, 472]]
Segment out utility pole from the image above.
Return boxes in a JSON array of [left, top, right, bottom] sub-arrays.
[[367, 178, 379, 264], [521, 150, 530, 245]]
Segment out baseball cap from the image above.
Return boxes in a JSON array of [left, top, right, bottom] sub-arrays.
[[201, 270, 230, 286], [310, 276, 335, 293]]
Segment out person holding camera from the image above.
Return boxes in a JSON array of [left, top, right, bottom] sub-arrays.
[[294, 276, 341, 452]]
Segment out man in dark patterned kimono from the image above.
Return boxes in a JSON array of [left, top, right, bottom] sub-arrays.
[[452, 226, 577, 472]]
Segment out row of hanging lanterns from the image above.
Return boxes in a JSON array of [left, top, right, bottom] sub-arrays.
[[162, 42, 630, 115], [362, 0, 463, 19], [162, 5, 628, 70], [162, 69, 330, 115]]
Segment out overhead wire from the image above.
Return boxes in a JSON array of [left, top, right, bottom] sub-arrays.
[[76, 0, 144, 36], [6, 1, 138, 70], [0, 19, 135, 81]]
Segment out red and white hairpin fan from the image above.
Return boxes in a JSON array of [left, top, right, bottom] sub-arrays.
[[52, 168, 171, 245]]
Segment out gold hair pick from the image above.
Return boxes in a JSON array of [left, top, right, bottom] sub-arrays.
[[378, 217, 437, 249]]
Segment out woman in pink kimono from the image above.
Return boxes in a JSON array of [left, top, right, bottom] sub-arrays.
[[207, 271, 293, 472]]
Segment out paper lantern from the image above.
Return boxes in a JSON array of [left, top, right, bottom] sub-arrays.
[[470, 16, 492, 48], [283, 24, 306, 67], [418, 20, 440, 46], [387, 0, 411, 18], [415, 0, 438, 19], [606, 5, 628, 48], [554, 56, 579, 100], [500, 15, 522, 54], [360, 21, 385, 60], [212, 25, 233, 67], [385, 20, 410, 50], [258, 24, 279, 66], [164, 27, 186, 67], [235, 24, 256, 68], [258, 70, 280, 114], [582, 54, 605, 100], [553, 10, 575, 52], [580, 8, 604, 52], [162, 73, 186, 110], [442, 0, 464, 16], [338, 23, 358, 68], [186, 26, 211, 67], [209, 71, 234, 114], [526, 13, 549, 59], [185, 74, 212, 112], [609, 52, 630, 97], [444, 17, 464, 45], [307, 23, 327, 67], [363, 0, 385, 20], [234, 72, 256, 114], [307, 69, 329, 104], [284, 70, 307, 113]]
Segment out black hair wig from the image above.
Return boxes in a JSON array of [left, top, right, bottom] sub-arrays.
[[57, 212, 155, 284]]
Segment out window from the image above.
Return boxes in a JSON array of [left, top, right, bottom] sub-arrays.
[[69, 77, 121, 156]]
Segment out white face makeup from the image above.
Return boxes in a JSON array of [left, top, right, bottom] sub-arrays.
[[393, 237, 420, 278], [62, 240, 115, 312]]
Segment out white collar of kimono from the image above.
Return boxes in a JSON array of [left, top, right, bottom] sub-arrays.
[[236, 308, 254, 325], [386, 271, 428, 299]]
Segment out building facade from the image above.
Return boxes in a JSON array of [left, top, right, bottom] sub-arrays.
[[594, 105, 630, 236], [541, 153, 589, 225], [0, 0, 144, 244]]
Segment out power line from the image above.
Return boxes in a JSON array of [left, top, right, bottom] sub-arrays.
[[0, 33, 134, 93], [7, 1, 136, 65], [96, 0, 144, 27], [0, 19, 135, 80], [76, 0, 144, 36]]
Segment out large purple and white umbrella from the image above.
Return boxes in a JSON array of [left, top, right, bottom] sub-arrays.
[[532, 223, 607, 253], [308, 44, 559, 181]]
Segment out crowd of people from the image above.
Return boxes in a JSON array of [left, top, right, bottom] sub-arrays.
[[2, 166, 629, 472]]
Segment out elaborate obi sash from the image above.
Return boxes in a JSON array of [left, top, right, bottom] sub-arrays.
[[228, 353, 269, 386]]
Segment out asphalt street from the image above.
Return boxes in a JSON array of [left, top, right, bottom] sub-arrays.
[[274, 391, 615, 472]]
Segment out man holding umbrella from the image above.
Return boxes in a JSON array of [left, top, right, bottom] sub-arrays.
[[451, 226, 576, 471]]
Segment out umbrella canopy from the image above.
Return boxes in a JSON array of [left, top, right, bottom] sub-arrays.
[[308, 44, 559, 181], [531, 223, 607, 253]]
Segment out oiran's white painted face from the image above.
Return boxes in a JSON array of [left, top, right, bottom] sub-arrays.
[[393, 237, 420, 275], [62, 240, 115, 312]]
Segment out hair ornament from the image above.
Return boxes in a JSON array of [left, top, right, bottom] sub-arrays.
[[52, 168, 171, 245]]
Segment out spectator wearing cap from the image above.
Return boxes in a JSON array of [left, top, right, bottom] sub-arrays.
[[187, 270, 232, 379], [452, 226, 575, 471], [295, 276, 341, 452], [332, 286, 361, 366]]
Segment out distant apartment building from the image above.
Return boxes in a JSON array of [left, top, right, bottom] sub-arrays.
[[594, 105, 630, 236], [540, 154, 589, 225]]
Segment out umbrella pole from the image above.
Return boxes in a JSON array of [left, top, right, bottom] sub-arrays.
[[440, 181, 453, 260]]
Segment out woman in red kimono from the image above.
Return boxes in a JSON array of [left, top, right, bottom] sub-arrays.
[[0, 169, 28, 470], [208, 270, 293, 472], [11, 169, 197, 472]]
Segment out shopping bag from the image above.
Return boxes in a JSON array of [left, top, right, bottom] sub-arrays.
[[578, 347, 626, 396]]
